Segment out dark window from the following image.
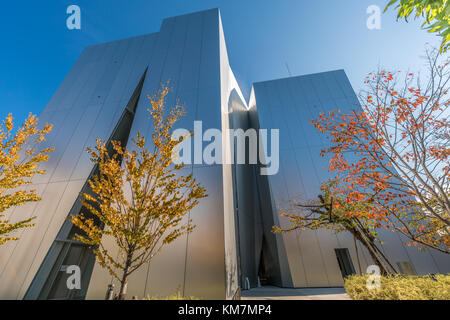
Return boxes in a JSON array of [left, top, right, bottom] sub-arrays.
[[41, 242, 92, 300], [334, 248, 356, 278]]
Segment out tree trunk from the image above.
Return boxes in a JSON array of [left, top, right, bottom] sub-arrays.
[[118, 255, 132, 300], [119, 273, 129, 300], [357, 223, 399, 274], [353, 235, 362, 274], [369, 237, 399, 274], [351, 229, 391, 275]]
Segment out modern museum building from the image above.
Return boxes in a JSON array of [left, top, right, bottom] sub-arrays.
[[0, 8, 448, 299]]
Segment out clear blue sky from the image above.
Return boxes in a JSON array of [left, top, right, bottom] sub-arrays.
[[0, 0, 441, 124]]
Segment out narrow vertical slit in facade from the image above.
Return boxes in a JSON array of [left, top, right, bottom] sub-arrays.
[[24, 69, 148, 300], [258, 237, 268, 286], [334, 248, 356, 279]]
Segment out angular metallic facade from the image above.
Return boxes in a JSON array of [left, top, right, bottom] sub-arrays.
[[0, 9, 448, 300], [249, 71, 450, 287]]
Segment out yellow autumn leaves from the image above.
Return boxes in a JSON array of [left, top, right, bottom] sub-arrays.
[[69, 85, 207, 299], [0, 113, 53, 245], [0, 85, 207, 299]]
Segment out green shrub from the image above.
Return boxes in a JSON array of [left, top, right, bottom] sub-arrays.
[[344, 274, 450, 300]]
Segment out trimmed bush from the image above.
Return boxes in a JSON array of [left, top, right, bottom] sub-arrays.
[[344, 274, 450, 300]]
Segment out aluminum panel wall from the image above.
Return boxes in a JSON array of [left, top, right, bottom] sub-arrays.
[[3, 8, 447, 300], [85, 8, 230, 300], [0, 27, 159, 299], [251, 70, 450, 287]]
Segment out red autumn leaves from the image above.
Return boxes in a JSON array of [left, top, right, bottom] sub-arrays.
[[311, 64, 450, 253]]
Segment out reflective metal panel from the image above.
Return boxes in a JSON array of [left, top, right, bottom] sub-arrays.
[[3, 9, 449, 301], [252, 70, 450, 287]]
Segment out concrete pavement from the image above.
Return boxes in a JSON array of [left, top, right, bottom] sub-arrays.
[[241, 286, 351, 300]]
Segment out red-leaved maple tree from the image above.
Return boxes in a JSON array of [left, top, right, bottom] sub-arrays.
[[311, 47, 449, 254]]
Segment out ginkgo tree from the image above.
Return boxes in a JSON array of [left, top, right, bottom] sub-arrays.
[[0, 113, 53, 245], [385, 0, 450, 52], [309, 47, 449, 254], [70, 85, 207, 300]]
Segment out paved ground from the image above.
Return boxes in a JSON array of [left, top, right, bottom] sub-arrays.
[[241, 286, 351, 300]]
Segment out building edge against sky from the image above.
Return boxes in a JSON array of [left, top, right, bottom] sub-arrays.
[[0, 8, 448, 300]]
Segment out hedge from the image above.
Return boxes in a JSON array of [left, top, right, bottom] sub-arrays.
[[344, 274, 450, 300]]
